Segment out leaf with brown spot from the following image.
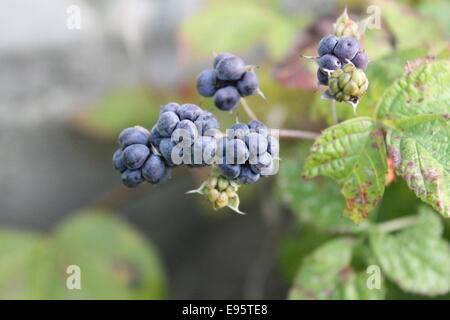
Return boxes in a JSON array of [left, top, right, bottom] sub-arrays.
[[303, 117, 388, 223], [377, 60, 450, 216], [289, 238, 385, 300]]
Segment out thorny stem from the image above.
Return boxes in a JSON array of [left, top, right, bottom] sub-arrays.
[[376, 216, 418, 233]]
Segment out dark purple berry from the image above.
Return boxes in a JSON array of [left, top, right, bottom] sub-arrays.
[[238, 166, 260, 184], [157, 111, 179, 137], [172, 119, 198, 145], [119, 126, 150, 148], [121, 169, 146, 188], [191, 136, 217, 166], [267, 135, 279, 156], [317, 34, 338, 56], [160, 102, 180, 115], [318, 54, 342, 71], [317, 69, 329, 85], [213, 53, 236, 68], [122, 144, 150, 170], [236, 70, 258, 96], [333, 37, 360, 61], [195, 112, 220, 136], [112, 149, 126, 173], [216, 56, 246, 81], [214, 86, 240, 111], [177, 104, 203, 121], [159, 138, 178, 167], [227, 123, 250, 141], [245, 132, 268, 156], [142, 154, 170, 184], [247, 120, 268, 137], [219, 164, 241, 179], [197, 69, 218, 97], [351, 51, 368, 70], [149, 125, 162, 148], [217, 137, 249, 164], [250, 152, 272, 169]]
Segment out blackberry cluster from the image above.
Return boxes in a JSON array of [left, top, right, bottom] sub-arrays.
[[113, 126, 171, 188], [113, 103, 220, 188], [149, 103, 220, 168], [196, 53, 259, 111], [217, 120, 279, 185], [316, 35, 368, 86], [315, 35, 369, 104]]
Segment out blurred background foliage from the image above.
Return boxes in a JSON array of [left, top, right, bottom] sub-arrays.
[[0, 0, 448, 299]]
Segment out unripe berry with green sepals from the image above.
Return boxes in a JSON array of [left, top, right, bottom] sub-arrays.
[[328, 63, 369, 103]]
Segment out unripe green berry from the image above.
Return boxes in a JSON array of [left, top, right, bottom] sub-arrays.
[[207, 176, 218, 189], [328, 63, 368, 103], [225, 186, 236, 199], [217, 177, 229, 191], [208, 189, 220, 202], [215, 192, 229, 209]]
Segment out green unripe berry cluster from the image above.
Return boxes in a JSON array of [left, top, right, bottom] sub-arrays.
[[328, 64, 369, 104]]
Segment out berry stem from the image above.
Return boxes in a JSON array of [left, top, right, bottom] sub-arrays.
[[330, 100, 338, 124], [91, 184, 153, 209], [275, 129, 320, 140], [240, 97, 259, 121], [376, 216, 418, 233]]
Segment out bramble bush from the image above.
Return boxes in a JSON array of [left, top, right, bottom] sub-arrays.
[[0, 1, 448, 300]]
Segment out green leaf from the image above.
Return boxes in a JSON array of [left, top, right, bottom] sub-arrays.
[[303, 117, 388, 223], [52, 210, 167, 299], [289, 238, 384, 300], [0, 230, 53, 299], [0, 210, 167, 299], [376, 60, 450, 216], [72, 87, 160, 140], [417, 1, 450, 38], [373, 0, 442, 50], [359, 47, 429, 114], [181, 1, 300, 59], [278, 158, 366, 232], [369, 206, 450, 296]]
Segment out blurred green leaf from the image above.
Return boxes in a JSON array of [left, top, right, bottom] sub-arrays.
[[289, 238, 385, 299], [376, 60, 450, 216], [0, 231, 53, 299], [52, 210, 166, 299], [278, 230, 333, 282], [437, 46, 450, 59], [361, 29, 393, 60], [373, 0, 442, 49], [417, 0, 450, 37], [181, 1, 303, 59], [303, 118, 388, 223], [369, 206, 450, 296], [361, 47, 429, 115], [72, 87, 160, 140], [278, 157, 368, 232], [0, 210, 166, 299]]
